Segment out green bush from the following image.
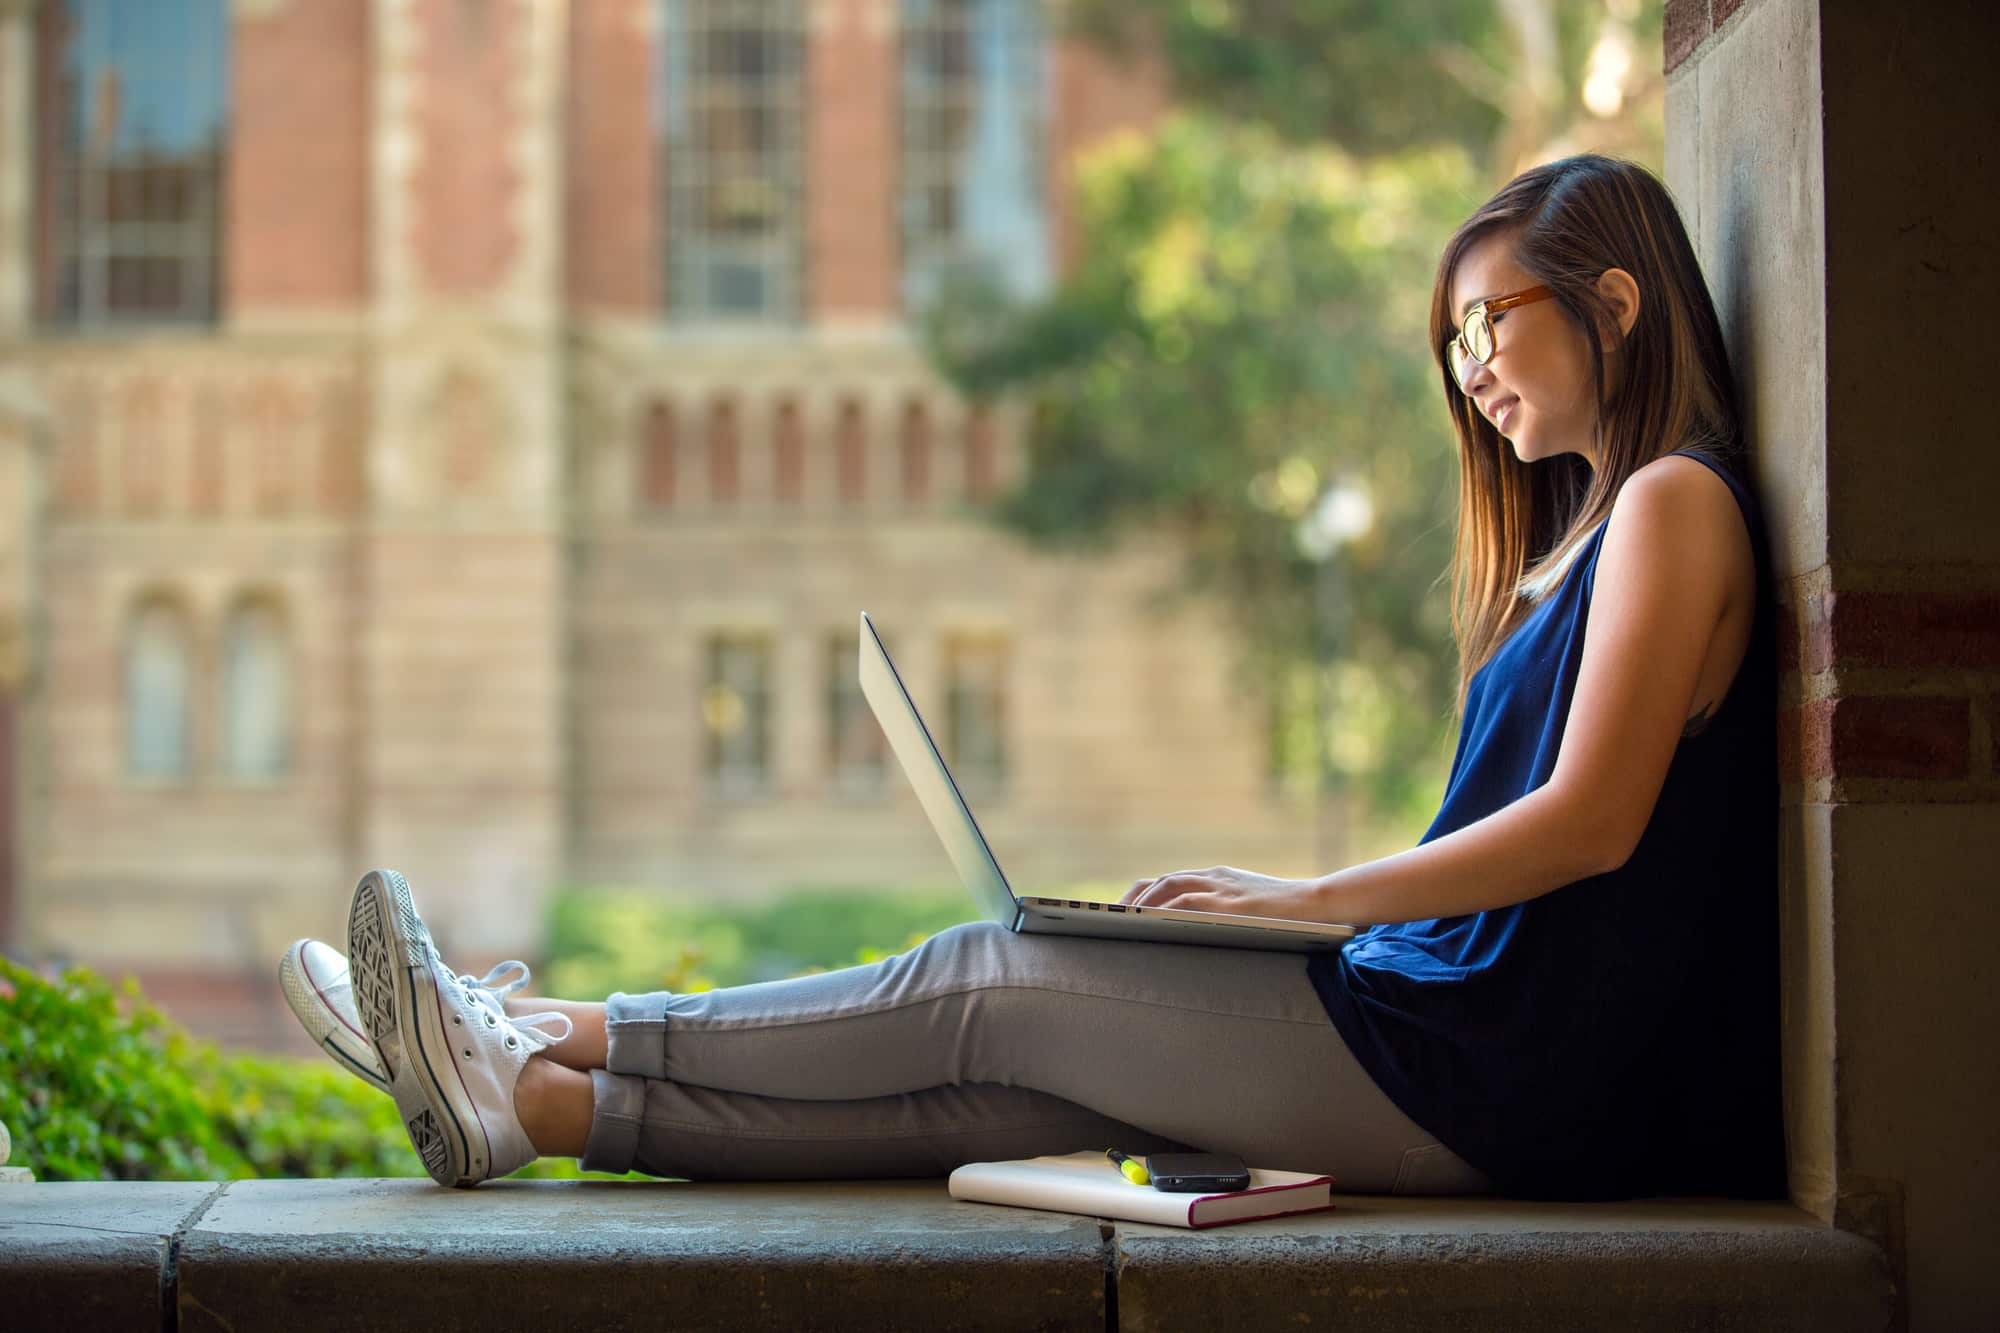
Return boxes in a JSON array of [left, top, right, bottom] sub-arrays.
[[0, 955, 642, 1182], [0, 885, 1129, 1182], [0, 954, 416, 1181], [539, 885, 983, 1000]]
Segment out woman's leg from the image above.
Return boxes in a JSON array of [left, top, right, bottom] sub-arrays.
[[501, 996, 608, 1071], [500, 985, 1181, 1172], [524, 921, 1492, 1193], [512, 1056, 595, 1158], [506, 1043, 1179, 1174]]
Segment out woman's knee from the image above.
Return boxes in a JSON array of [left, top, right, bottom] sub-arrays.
[[922, 920, 1010, 951], [899, 919, 1107, 999], [896, 920, 1011, 979]]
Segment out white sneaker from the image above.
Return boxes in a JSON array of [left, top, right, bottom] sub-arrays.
[[345, 869, 573, 1187], [279, 937, 539, 1099]]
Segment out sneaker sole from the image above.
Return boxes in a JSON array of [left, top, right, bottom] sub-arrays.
[[278, 940, 391, 1096], [347, 870, 489, 1188]]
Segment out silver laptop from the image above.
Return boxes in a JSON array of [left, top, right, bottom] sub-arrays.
[[858, 611, 1355, 954]]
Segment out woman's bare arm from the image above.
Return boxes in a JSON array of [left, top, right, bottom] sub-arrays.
[[1125, 455, 1750, 927], [1298, 784, 1620, 926]]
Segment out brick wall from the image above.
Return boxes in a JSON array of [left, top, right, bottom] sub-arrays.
[[409, 0, 524, 295], [566, 0, 656, 312], [228, 0, 369, 311], [1777, 587, 1999, 795], [807, 0, 897, 320], [1664, 0, 1760, 73], [1048, 26, 1172, 277]]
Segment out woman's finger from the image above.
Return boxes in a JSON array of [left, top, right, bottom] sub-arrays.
[[1137, 877, 1199, 908]]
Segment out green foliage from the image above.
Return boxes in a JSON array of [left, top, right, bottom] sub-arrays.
[[923, 2, 1663, 836], [0, 954, 417, 1181], [1066, 0, 1665, 175], [928, 116, 1470, 828], [0, 889, 995, 1184], [1072, 0, 1506, 161], [190, 1046, 423, 1180], [540, 886, 980, 1000], [0, 955, 645, 1182]]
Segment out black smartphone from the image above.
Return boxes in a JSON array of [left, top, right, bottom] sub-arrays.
[[1145, 1151, 1252, 1193]]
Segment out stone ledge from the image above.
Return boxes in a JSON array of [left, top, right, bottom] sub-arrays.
[[0, 1179, 1894, 1333], [1112, 1195, 1895, 1332]]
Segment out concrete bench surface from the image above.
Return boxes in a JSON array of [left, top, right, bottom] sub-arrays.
[[2, 1178, 1893, 1332]]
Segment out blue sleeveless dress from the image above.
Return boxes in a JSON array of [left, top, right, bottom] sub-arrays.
[[1308, 448, 1786, 1201]]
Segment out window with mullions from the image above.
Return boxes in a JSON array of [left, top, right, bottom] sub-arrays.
[[826, 631, 887, 795], [124, 594, 193, 781], [702, 633, 773, 796], [659, 0, 805, 322], [220, 597, 292, 783], [39, 0, 228, 328], [944, 631, 1009, 792], [899, 0, 1050, 314]]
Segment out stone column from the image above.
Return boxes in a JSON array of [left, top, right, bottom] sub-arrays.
[[0, 360, 45, 960], [0, 0, 44, 954], [0, 0, 37, 333], [359, 0, 568, 957], [1667, 1, 2000, 1326]]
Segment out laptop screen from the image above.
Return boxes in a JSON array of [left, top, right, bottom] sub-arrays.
[[856, 612, 1019, 927]]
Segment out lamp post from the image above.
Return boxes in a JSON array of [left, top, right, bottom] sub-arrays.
[[1295, 479, 1375, 879]]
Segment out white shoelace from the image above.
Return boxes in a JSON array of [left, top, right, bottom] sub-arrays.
[[432, 943, 574, 1051], [502, 1010, 574, 1052], [459, 958, 531, 1006]]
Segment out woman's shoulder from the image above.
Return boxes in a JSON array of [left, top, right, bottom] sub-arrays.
[[1597, 450, 1759, 616], [1621, 448, 1744, 502], [1608, 451, 1754, 544]]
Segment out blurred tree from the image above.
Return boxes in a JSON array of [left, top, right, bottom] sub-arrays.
[[1066, 0, 1664, 176], [930, 122, 1471, 830], [924, 1, 1663, 839]]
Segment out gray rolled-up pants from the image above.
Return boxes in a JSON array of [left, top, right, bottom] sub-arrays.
[[579, 920, 1493, 1195]]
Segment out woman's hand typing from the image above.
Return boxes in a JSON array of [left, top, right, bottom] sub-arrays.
[[1119, 865, 1325, 921]]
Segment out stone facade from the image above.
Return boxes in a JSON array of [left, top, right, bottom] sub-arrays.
[[1667, 1, 2000, 1326], [0, 0, 1319, 1045]]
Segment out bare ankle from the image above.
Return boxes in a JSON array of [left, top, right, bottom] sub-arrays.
[[512, 1054, 591, 1159]]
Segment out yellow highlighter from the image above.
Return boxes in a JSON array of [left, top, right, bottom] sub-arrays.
[[1105, 1148, 1151, 1186]]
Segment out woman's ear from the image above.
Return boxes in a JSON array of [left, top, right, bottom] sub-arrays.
[[1595, 267, 1641, 340]]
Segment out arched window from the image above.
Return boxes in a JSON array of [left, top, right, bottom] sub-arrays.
[[836, 397, 867, 507], [900, 397, 932, 506], [773, 397, 805, 505], [124, 594, 191, 779], [707, 395, 741, 505], [220, 598, 291, 780], [640, 399, 678, 510]]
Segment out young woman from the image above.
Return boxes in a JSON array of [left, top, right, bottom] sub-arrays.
[[284, 154, 1783, 1201]]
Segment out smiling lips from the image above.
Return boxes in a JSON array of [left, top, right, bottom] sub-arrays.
[[1488, 396, 1519, 431]]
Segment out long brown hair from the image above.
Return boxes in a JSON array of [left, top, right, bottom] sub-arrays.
[[1431, 154, 1743, 714]]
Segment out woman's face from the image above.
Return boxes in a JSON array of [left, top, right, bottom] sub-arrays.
[[1447, 231, 1605, 470]]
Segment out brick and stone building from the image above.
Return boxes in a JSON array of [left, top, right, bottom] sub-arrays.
[[0, 0, 1323, 1045]]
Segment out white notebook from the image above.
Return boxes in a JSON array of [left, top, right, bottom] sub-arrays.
[[948, 1151, 1335, 1230]]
